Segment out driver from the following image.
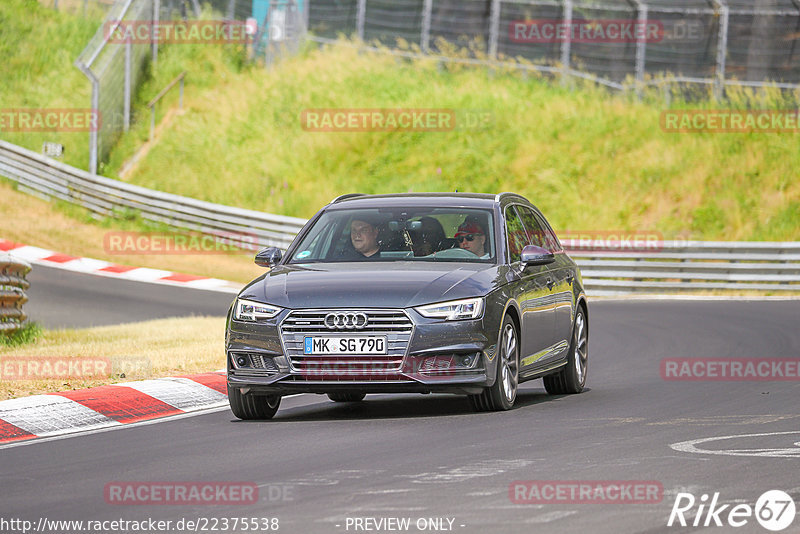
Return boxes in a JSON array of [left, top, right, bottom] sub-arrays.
[[455, 217, 488, 258], [350, 219, 380, 258]]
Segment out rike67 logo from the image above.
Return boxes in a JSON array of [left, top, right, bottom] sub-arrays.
[[668, 490, 796, 531]]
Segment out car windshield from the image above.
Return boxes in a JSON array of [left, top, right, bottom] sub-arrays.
[[289, 207, 496, 263]]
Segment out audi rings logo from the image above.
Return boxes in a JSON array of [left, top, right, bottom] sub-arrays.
[[324, 312, 369, 330]]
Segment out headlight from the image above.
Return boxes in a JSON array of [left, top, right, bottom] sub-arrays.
[[415, 297, 484, 321], [233, 298, 282, 322]]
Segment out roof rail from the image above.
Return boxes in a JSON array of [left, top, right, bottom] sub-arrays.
[[330, 193, 366, 204], [495, 192, 525, 202]]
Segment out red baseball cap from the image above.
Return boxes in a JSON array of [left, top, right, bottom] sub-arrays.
[[455, 222, 484, 237]]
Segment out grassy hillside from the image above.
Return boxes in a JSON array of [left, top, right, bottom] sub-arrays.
[[0, 0, 102, 169], [1, 0, 798, 242], [107, 43, 800, 241]]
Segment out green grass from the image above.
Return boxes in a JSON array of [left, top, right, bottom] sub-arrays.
[[0, 322, 43, 347], [2, 0, 799, 242], [0, 0, 102, 169]]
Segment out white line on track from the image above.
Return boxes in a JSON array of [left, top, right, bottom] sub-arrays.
[[670, 430, 800, 457]]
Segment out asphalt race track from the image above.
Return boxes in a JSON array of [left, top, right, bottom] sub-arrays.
[[2, 285, 799, 533], [25, 265, 235, 328]]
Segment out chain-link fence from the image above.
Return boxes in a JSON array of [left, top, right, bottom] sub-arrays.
[[73, 0, 306, 174], [71, 0, 798, 176], [74, 0, 157, 174], [307, 0, 800, 96]]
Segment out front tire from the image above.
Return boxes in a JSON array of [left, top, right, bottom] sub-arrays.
[[469, 315, 519, 412], [544, 307, 588, 395], [228, 385, 281, 420], [327, 392, 366, 402]]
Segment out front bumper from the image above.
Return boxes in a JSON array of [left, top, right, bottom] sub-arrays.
[[226, 307, 498, 396]]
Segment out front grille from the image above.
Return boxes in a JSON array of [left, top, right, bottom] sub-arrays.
[[280, 309, 413, 377], [281, 310, 413, 333]]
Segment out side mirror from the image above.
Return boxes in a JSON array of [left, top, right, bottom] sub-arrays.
[[255, 247, 282, 268], [520, 245, 555, 266]]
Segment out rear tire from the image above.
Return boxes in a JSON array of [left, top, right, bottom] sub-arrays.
[[543, 307, 588, 395], [327, 392, 366, 402], [469, 315, 518, 412], [228, 385, 281, 420]]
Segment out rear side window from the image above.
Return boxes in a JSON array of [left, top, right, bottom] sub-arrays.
[[518, 206, 562, 252], [504, 206, 528, 263]]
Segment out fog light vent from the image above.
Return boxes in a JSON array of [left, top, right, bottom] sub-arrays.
[[421, 355, 454, 371]]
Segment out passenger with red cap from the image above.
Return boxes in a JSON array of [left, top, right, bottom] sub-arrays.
[[455, 217, 489, 258]]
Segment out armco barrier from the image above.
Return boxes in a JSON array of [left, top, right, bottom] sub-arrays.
[[0, 254, 31, 333], [0, 140, 306, 251], [1, 139, 799, 294], [571, 242, 800, 293]]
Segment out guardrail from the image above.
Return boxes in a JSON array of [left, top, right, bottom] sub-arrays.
[[569, 242, 800, 293], [1, 139, 799, 294], [0, 140, 307, 251], [0, 254, 31, 334]]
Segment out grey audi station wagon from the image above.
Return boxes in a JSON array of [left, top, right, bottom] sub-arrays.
[[226, 192, 588, 419]]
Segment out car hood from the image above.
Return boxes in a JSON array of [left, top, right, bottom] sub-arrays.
[[238, 262, 504, 309]]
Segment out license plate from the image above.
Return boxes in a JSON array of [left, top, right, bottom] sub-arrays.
[[303, 336, 387, 355]]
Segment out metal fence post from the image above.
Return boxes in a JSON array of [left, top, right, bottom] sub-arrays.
[[489, 0, 501, 60], [265, 0, 274, 66], [634, 0, 648, 99], [75, 61, 99, 175], [713, 0, 729, 100], [124, 38, 132, 131], [560, 0, 573, 85], [356, 0, 366, 41], [421, 0, 433, 53]]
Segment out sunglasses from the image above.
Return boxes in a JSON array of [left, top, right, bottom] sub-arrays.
[[456, 233, 482, 243]]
